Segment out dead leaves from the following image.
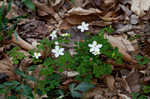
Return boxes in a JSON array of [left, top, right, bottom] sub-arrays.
[[0, 58, 16, 80], [105, 34, 137, 63], [66, 7, 102, 16], [131, 0, 150, 17]]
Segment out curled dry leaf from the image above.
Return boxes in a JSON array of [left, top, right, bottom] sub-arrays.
[[120, 4, 132, 16], [104, 34, 137, 63], [0, 59, 16, 80], [131, 0, 150, 17], [118, 94, 131, 99], [74, 0, 84, 7], [50, 0, 62, 6], [126, 72, 141, 92], [105, 75, 115, 91], [66, 7, 102, 16], [11, 33, 34, 50], [62, 71, 79, 77]]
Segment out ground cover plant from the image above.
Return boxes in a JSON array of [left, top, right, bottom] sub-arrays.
[[0, 0, 150, 99]]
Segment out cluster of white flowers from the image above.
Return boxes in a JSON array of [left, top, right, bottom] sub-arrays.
[[33, 22, 102, 58], [51, 46, 64, 58], [49, 30, 65, 58], [88, 41, 102, 55]]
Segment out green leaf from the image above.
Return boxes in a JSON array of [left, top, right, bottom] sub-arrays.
[[75, 82, 94, 92], [22, 0, 35, 11], [26, 75, 36, 81], [0, 84, 5, 88], [71, 90, 82, 98], [8, 95, 17, 99], [4, 81, 19, 86], [69, 82, 94, 98], [144, 85, 150, 93], [14, 69, 25, 78]]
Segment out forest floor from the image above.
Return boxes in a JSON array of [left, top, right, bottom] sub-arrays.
[[0, 0, 150, 99]]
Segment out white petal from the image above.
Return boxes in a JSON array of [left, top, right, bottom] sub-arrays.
[[77, 25, 82, 29], [52, 30, 57, 34], [93, 41, 97, 45], [60, 52, 64, 55], [60, 48, 64, 52], [88, 44, 93, 47], [81, 29, 85, 32], [97, 44, 102, 48], [55, 53, 59, 58], [52, 49, 56, 53], [38, 53, 41, 57], [82, 21, 86, 25], [55, 41, 59, 45], [90, 48, 95, 52]]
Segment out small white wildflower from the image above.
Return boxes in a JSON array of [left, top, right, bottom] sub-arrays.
[[52, 46, 64, 58], [88, 41, 102, 55], [60, 33, 70, 37], [50, 30, 57, 40], [33, 52, 41, 59], [77, 21, 89, 32], [55, 41, 59, 45]]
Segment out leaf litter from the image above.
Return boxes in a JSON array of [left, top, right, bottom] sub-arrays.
[[0, 0, 150, 98]]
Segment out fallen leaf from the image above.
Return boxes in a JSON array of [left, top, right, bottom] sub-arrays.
[[66, 7, 102, 16], [104, 34, 137, 63], [131, 0, 150, 17], [118, 94, 131, 99], [126, 72, 141, 92], [62, 71, 79, 77], [0, 59, 16, 80], [105, 75, 115, 91], [73, 0, 84, 7]]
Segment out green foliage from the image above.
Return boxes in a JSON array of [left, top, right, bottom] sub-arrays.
[[0, 0, 26, 46], [1, 26, 123, 98], [69, 82, 94, 98], [0, 66, 36, 99], [135, 55, 150, 66], [21, 0, 35, 11], [0, 0, 13, 45], [131, 92, 147, 99], [7, 47, 26, 64], [144, 85, 150, 94]]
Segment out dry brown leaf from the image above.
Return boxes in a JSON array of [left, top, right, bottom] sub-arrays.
[[50, 0, 62, 6], [118, 94, 131, 99], [105, 34, 135, 52], [0, 59, 16, 80], [74, 0, 84, 7], [105, 75, 115, 91], [126, 72, 141, 92], [66, 7, 102, 16], [11, 34, 34, 51], [131, 0, 150, 17], [104, 34, 137, 63]]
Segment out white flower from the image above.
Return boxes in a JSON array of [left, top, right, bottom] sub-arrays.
[[33, 52, 41, 59], [60, 33, 70, 37], [50, 30, 57, 40], [55, 41, 59, 45], [88, 41, 102, 55], [77, 21, 89, 32], [52, 46, 64, 58]]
